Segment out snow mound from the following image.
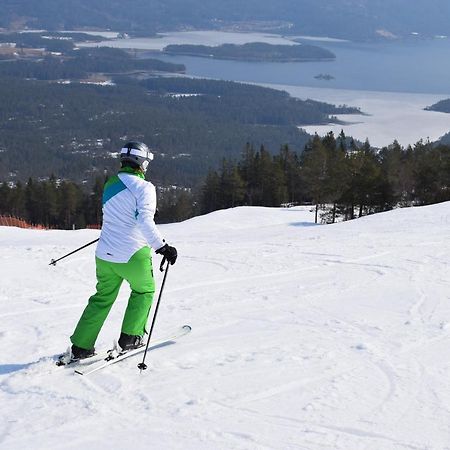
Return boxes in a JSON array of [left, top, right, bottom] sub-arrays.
[[165, 205, 317, 233]]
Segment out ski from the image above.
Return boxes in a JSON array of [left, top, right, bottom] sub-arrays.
[[74, 324, 191, 376]]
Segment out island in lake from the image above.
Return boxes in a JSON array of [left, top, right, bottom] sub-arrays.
[[163, 42, 335, 62], [314, 73, 335, 81]]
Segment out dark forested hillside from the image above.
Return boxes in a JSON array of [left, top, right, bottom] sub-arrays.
[[0, 73, 358, 185], [2, 0, 450, 40], [0, 42, 361, 187]]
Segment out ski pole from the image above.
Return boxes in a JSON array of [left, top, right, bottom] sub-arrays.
[[138, 260, 170, 372], [49, 238, 99, 266]]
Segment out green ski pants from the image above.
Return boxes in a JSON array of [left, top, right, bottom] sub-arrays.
[[71, 247, 155, 350]]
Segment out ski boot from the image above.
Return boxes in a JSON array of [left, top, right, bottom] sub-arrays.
[[56, 345, 95, 366], [71, 344, 95, 360], [118, 333, 144, 352]]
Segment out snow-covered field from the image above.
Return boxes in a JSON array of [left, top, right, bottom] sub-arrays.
[[79, 30, 298, 51], [1, 203, 450, 450], [263, 83, 450, 148]]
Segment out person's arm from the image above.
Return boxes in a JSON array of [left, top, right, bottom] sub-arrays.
[[135, 181, 165, 251]]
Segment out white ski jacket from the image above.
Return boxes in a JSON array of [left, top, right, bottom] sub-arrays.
[[96, 171, 165, 263]]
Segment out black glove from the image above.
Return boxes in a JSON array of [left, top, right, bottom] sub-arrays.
[[156, 243, 177, 266]]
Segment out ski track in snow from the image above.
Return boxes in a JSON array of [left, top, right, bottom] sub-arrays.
[[1, 204, 450, 449]]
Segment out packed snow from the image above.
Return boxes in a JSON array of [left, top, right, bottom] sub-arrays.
[[1, 203, 450, 449]]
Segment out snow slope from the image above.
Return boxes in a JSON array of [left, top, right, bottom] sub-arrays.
[[1, 203, 450, 450]]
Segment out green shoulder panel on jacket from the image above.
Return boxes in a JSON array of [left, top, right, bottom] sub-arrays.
[[119, 167, 145, 179]]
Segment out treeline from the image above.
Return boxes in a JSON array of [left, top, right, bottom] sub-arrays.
[[200, 133, 450, 222], [0, 176, 103, 229], [1, 133, 449, 228], [0, 176, 195, 228], [164, 42, 335, 61], [0, 176, 198, 230]]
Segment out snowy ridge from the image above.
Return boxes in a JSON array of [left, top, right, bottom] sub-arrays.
[[1, 203, 450, 449]]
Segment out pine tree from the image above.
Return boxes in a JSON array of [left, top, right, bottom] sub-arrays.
[[277, 144, 302, 204], [201, 170, 221, 213], [88, 175, 104, 225], [220, 159, 245, 208], [300, 135, 329, 223], [239, 142, 257, 206], [10, 182, 26, 219], [254, 145, 276, 205], [172, 189, 194, 222], [0, 182, 11, 214], [58, 181, 81, 229]]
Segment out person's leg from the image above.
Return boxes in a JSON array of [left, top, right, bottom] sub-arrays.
[[70, 257, 123, 349], [116, 247, 155, 337]]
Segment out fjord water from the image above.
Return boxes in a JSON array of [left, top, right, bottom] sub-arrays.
[[154, 37, 450, 95], [84, 31, 450, 94]]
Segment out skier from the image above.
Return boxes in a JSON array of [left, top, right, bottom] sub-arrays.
[[67, 141, 177, 361]]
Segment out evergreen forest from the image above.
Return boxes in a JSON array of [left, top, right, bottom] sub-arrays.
[[200, 133, 450, 223], [1, 132, 449, 228]]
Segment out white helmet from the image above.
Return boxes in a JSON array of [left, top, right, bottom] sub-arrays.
[[120, 141, 154, 173]]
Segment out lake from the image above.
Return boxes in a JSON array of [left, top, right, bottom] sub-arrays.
[[154, 38, 450, 95], [80, 31, 450, 146], [82, 31, 450, 94]]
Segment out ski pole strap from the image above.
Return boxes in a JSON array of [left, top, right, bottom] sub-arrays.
[[159, 256, 167, 272]]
